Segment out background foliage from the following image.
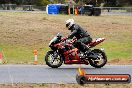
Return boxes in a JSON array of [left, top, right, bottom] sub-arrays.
[[0, 0, 131, 6]]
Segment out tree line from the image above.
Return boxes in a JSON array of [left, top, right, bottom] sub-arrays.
[[0, 0, 131, 6]]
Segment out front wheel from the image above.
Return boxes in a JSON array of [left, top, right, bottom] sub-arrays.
[[89, 49, 107, 68], [45, 51, 63, 68]]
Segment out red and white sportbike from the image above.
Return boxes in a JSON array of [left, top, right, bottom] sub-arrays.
[[45, 33, 107, 68]]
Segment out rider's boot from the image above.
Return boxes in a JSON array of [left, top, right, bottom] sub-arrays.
[[79, 42, 97, 60]]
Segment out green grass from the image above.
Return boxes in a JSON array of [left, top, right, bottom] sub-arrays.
[[0, 12, 131, 64], [1, 41, 131, 64], [0, 44, 33, 64], [97, 41, 132, 60], [0, 44, 49, 64]]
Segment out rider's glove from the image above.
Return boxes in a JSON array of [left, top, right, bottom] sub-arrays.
[[61, 37, 67, 41], [66, 39, 71, 43]]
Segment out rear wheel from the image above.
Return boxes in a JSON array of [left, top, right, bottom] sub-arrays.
[[89, 49, 107, 68], [45, 51, 63, 68]]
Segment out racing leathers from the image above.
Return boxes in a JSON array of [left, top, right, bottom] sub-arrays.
[[67, 24, 92, 54]]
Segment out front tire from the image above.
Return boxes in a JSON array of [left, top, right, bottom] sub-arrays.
[[45, 51, 63, 68], [89, 49, 107, 68]]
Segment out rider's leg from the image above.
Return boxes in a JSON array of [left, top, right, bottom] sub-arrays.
[[79, 42, 98, 59], [73, 38, 91, 54], [74, 37, 97, 59]]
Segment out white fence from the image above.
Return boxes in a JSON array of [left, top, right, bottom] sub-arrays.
[[0, 4, 46, 11], [97, 7, 132, 15]]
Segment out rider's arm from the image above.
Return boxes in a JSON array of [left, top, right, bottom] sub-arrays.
[[67, 29, 77, 39]]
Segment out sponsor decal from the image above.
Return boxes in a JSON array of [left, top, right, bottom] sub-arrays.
[[76, 67, 131, 85], [85, 74, 131, 83]]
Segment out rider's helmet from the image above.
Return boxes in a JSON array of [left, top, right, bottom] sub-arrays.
[[66, 19, 75, 30]]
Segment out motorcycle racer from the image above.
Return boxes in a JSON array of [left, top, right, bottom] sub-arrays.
[[45, 19, 107, 68], [65, 19, 92, 56]]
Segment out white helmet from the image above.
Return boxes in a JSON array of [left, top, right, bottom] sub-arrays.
[[66, 19, 75, 29]]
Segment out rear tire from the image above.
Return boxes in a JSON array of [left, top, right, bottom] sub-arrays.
[[45, 51, 63, 68], [89, 49, 107, 68]]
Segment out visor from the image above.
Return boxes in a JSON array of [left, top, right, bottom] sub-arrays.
[[66, 23, 70, 27]]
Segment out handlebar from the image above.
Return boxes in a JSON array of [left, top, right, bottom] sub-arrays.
[[61, 37, 77, 45], [61, 37, 67, 42]]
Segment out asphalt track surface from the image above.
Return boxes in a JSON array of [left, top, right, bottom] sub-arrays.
[[0, 65, 131, 84]]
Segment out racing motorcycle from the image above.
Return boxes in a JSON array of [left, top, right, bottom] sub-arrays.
[[45, 33, 107, 68]]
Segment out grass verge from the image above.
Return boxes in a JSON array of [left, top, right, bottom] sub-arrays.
[[0, 12, 131, 64], [0, 84, 132, 88]]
